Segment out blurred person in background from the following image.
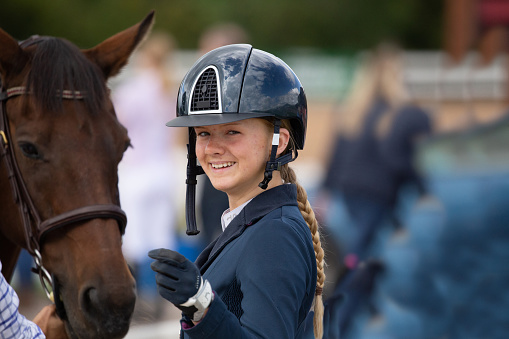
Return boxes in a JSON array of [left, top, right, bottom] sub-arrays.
[[320, 42, 433, 275], [112, 31, 181, 321], [195, 22, 249, 249], [318, 42, 433, 337]]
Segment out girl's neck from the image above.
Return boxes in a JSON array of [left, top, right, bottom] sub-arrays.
[[227, 173, 284, 210]]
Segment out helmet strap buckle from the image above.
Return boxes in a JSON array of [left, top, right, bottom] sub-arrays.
[[258, 119, 298, 190]]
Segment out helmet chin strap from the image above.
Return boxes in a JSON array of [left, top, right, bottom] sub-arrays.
[[259, 119, 298, 190], [185, 128, 205, 235]]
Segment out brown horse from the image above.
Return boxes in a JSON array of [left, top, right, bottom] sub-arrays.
[[0, 11, 154, 338]]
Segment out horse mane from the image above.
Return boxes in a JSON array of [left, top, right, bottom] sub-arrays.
[[25, 37, 107, 114]]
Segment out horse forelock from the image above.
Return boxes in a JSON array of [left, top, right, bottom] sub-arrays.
[[25, 37, 107, 114]]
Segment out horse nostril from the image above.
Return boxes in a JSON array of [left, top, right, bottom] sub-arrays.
[[81, 287, 99, 312], [77, 281, 136, 338], [80, 282, 136, 316]]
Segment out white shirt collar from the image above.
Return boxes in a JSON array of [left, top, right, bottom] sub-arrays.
[[220, 199, 252, 232]]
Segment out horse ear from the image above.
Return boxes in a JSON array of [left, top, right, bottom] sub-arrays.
[[0, 28, 28, 80], [83, 10, 155, 79]]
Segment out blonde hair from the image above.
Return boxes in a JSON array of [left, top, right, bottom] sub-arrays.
[[340, 42, 409, 140], [279, 120, 325, 339]]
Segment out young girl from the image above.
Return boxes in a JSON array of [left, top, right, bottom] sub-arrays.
[[149, 44, 325, 338]]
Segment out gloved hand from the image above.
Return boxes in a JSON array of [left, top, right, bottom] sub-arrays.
[[148, 248, 213, 322]]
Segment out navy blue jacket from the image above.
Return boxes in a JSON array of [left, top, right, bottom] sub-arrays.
[[180, 184, 317, 338]]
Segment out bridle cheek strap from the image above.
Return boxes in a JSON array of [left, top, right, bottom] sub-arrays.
[[0, 88, 41, 251]]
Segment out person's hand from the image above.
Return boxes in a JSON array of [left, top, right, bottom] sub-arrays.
[[149, 248, 213, 322], [33, 304, 68, 339]]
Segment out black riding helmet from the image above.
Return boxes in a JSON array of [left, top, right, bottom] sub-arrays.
[[167, 44, 307, 235]]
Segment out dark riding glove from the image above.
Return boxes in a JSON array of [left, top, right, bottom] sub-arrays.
[[148, 248, 213, 322]]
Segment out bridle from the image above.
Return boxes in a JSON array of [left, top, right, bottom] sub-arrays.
[[0, 36, 127, 306]]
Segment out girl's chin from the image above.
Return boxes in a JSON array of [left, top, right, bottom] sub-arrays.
[[208, 179, 231, 192]]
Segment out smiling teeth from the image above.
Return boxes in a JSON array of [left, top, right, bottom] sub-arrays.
[[211, 162, 234, 169]]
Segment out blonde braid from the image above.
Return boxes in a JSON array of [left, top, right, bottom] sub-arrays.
[[281, 165, 325, 339]]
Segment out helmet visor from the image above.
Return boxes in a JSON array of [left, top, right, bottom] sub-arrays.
[[166, 112, 274, 127]]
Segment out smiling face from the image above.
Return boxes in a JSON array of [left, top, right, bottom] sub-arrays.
[[195, 118, 289, 209]]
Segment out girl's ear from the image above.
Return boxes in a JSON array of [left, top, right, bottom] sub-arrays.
[[277, 128, 291, 156]]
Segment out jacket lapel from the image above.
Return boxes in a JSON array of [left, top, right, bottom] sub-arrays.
[[195, 184, 298, 274], [198, 210, 248, 274]]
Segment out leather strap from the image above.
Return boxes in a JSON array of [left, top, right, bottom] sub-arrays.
[[39, 205, 127, 243], [185, 128, 204, 235], [0, 85, 41, 254]]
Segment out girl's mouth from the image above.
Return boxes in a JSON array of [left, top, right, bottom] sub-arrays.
[[211, 162, 235, 169]]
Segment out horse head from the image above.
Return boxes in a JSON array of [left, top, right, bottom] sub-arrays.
[[0, 11, 154, 338]]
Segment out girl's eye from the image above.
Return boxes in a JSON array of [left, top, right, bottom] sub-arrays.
[[228, 130, 240, 135], [197, 131, 209, 137]]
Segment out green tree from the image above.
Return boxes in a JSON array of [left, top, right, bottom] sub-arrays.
[[0, 0, 443, 51]]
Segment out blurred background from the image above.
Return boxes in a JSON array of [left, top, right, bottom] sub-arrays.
[[5, 0, 509, 338]]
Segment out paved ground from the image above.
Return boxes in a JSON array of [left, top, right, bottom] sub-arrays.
[[125, 321, 181, 339]]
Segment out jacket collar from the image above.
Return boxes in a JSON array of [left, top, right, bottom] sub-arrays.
[[195, 184, 298, 272]]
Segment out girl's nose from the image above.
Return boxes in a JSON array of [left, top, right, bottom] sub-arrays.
[[205, 135, 225, 155]]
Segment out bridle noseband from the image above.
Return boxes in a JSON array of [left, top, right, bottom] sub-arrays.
[[0, 78, 127, 303]]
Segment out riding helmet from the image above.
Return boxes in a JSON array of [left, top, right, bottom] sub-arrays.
[[167, 44, 307, 235], [167, 44, 307, 149]]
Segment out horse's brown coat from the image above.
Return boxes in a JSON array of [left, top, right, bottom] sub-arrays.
[[0, 11, 154, 339]]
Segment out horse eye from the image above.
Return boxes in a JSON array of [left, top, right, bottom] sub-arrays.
[[19, 142, 41, 159]]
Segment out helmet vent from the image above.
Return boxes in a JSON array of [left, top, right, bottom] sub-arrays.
[[191, 67, 220, 112]]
